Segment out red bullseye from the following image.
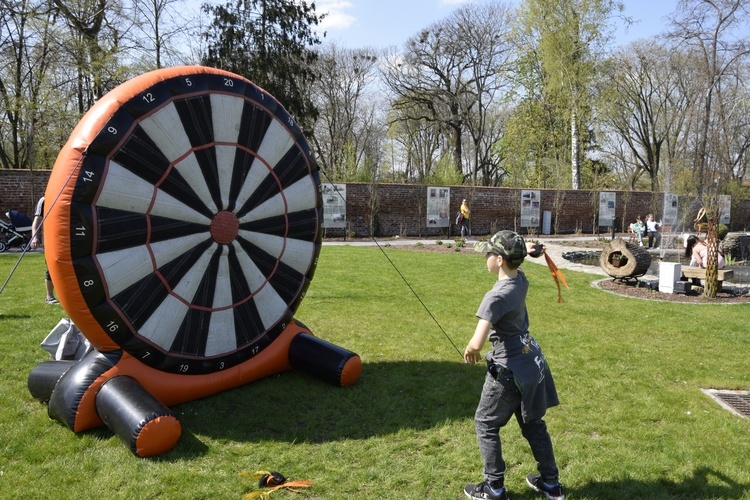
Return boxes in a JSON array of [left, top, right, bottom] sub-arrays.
[[210, 211, 239, 244]]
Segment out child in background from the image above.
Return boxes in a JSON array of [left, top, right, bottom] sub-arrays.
[[630, 215, 645, 246]]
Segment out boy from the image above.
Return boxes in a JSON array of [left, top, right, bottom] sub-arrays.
[[463, 230, 564, 500]]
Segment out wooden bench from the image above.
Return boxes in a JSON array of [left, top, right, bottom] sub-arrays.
[[680, 267, 734, 288]]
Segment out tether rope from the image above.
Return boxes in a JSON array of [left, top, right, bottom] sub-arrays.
[[317, 169, 464, 360]]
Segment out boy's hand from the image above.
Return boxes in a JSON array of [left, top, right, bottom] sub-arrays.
[[527, 243, 545, 258], [464, 347, 482, 365]]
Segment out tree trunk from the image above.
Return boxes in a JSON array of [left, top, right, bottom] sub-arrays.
[[367, 182, 380, 237], [450, 107, 463, 177], [571, 107, 580, 189], [704, 214, 719, 298]]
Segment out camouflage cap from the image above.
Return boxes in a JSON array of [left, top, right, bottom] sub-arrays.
[[474, 230, 527, 263]]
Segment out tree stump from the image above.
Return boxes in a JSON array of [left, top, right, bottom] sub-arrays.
[[599, 238, 652, 279]]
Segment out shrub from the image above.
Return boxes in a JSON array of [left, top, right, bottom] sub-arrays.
[[718, 224, 729, 240]]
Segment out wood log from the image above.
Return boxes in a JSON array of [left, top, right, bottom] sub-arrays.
[[599, 238, 652, 279]]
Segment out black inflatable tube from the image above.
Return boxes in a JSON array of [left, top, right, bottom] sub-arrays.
[[27, 360, 76, 403], [95, 375, 179, 456], [48, 350, 120, 430], [288, 333, 358, 386]]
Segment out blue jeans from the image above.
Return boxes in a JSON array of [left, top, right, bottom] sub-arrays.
[[474, 370, 559, 484]]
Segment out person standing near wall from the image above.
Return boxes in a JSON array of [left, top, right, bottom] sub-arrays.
[[460, 199, 472, 238], [645, 213, 660, 249], [29, 196, 58, 304]]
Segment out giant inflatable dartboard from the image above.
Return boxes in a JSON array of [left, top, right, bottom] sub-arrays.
[[49, 66, 320, 372], [31, 66, 361, 457]]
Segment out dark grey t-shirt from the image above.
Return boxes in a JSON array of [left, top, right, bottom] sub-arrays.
[[475, 268, 559, 422], [476, 269, 530, 344]]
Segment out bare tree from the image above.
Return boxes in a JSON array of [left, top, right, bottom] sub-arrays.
[[385, 99, 443, 182], [129, 0, 199, 69], [0, 0, 60, 169], [713, 71, 750, 186], [310, 44, 381, 182], [452, 2, 515, 186], [382, 3, 514, 182], [53, 0, 130, 111], [381, 28, 469, 178], [670, 0, 750, 195], [599, 41, 697, 192]]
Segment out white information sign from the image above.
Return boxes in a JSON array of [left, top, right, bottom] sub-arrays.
[[426, 186, 450, 228], [662, 194, 678, 227], [719, 195, 731, 225], [321, 183, 346, 228], [598, 192, 616, 227], [520, 190, 541, 228]]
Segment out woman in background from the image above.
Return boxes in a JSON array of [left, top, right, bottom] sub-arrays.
[[685, 235, 725, 269]]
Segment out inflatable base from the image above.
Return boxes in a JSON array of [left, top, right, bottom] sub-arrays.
[[29, 322, 360, 456]]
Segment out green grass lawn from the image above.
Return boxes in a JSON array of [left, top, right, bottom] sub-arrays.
[[1, 248, 749, 499]]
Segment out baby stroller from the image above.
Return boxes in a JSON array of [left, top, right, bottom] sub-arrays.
[[0, 210, 33, 252]]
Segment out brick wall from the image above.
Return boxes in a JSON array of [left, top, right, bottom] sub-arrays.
[[0, 170, 50, 218], [2, 170, 748, 236], [333, 182, 750, 237]]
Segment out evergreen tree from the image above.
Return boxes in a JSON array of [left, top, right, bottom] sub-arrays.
[[201, 0, 324, 134]]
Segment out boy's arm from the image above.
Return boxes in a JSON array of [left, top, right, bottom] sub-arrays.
[[464, 319, 492, 365]]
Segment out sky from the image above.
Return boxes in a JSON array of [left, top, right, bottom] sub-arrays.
[[316, 0, 681, 50]]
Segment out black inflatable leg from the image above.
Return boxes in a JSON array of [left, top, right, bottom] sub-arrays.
[[95, 375, 181, 457], [27, 360, 76, 403], [288, 333, 361, 386], [48, 350, 118, 430]]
